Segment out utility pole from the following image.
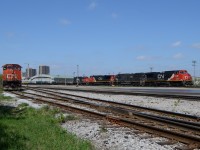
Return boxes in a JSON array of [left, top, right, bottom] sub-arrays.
[[24, 63, 29, 79], [150, 67, 153, 72], [192, 60, 197, 79], [28, 64, 29, 78], [76, 65, 79, 86], [65, 74, 66, 86], [73, 72, 75, 78]]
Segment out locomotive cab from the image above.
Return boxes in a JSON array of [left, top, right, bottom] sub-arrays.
[[168, 70, 193, 86], [177, 70, 193, 86], [2, 64, 22, 90]]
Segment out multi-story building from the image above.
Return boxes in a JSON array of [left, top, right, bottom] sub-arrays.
[[39, 65, 50, 75], [26, 68, 37, 78]]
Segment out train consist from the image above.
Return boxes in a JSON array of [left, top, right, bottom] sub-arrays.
[[1, 64, 193, 89], [74, 70, 193, 86], [2, 64, 22, 90]]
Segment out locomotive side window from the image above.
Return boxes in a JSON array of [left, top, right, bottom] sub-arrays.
[[3, 67, 7, 70]]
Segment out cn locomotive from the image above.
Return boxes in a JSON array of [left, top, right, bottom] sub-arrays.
[[116, 70, 193, 86], [73, 75, 115, 86], [73, 70, 193, 87], [2, 64, 22, 90]]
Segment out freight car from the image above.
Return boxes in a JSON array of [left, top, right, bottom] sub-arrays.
[[116, 70, 193, 86], [2, 64, 22, 90]]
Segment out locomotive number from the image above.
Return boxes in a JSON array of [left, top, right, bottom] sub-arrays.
[[157, 74, 164, 79]]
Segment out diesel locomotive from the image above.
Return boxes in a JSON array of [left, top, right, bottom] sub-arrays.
[[116, 70, 193, 86], [73, 75, 115, 85], [73, 70, 193, 86], [2, 64, 22, 90]]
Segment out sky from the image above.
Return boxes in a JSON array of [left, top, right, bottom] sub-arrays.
[[0, 0, 200, 77]]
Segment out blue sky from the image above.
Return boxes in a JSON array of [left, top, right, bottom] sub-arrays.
[[0, 0, 200, 77]]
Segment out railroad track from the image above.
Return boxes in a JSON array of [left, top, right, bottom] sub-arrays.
[[24, 85, 200, 100], [10, 89, 200, 149], [29, 88, 200, 125]]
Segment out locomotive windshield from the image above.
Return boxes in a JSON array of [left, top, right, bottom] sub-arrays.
[[14, 66, 21, 71], [3, 65, 21, 71], [7, 66, 13, 69], [180, 71, 187, 74]]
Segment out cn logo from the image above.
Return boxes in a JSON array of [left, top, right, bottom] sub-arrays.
[[98, 77, 102, 80], [158, 74, 164, 79]]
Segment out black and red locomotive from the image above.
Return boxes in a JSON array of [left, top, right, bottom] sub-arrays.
[[73, 70, 193, 86]]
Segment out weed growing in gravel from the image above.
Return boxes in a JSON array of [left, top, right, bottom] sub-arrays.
[[0, 92, 12, 101], [56, 113, 78, 123], [174, 99, 180, 107], [100, 125, 108, 133], [65, 114, 77, 121]]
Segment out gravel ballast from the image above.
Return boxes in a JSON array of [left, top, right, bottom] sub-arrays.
[[58, 90, 200, 117], [2, 90, 200, 150]]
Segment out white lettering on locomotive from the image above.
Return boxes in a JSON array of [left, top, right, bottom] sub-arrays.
[[6, 74, 17, 80], [157, 74, 164, 79], [98, 77, 102, 80]]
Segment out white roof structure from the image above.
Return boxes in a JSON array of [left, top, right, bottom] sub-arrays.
[[28, 74, 54, 84]]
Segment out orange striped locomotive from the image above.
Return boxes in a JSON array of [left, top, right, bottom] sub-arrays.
[[2, 64, 22, 90]]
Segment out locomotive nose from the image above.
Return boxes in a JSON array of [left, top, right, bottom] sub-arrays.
[[185, 74, 192, 80]]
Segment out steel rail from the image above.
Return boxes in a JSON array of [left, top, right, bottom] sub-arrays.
[[10, 91, 200, 149], [22, 90, 200, 132], [28, 88, 200, 124], [24, 85, 200, 100], [19, 90, 200, 133]]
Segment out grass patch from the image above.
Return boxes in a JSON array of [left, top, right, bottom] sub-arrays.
[[0, 105, 92, 150], [100, 125, 107, 133], [0, 92, 12, 101], [65, 115, 78, 121]]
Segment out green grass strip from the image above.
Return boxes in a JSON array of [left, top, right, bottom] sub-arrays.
[[0, 101, 92, 150]]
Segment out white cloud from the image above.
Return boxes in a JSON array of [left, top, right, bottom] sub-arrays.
[[59, 19, 71, 26], [172, 41, 181, 47], [136, 56, 153, 61], [173, 53, 184, 59], [111, 12, 118, 19], [136, 56, 147, 60], [192, 43, 200, 49], [89, 2, 97, 10], [136, 55, 161, 61]]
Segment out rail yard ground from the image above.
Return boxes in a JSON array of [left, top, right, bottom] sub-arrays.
[[1, 86, 200, 150], [0, 89, 92, 150]]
